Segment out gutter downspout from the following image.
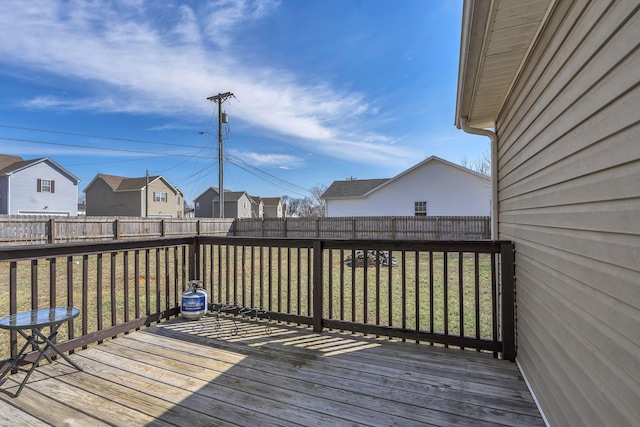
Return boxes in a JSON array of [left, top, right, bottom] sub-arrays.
[[459, 117, 498, 239]]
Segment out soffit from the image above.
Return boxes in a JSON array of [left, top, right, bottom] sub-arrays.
[[456, 0, 555, 129]]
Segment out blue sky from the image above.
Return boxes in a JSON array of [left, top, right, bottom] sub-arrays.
[[0, 0, 486, 204]]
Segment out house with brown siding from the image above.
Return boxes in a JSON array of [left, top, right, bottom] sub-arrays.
[[84, 173, 183, 218], [456, 1, 640, 425]]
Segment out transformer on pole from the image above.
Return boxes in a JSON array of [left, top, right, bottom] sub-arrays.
[[206, 92, 233, 218]]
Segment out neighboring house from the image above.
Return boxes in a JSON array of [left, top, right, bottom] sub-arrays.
[[456, 1, 639, 426], [321, 156, 491, 217], [261, 197, 284, 218], [0, 154, 80, 216], [84, 174, 182, 218], [184, 207, 195, 218], [249, 196, 264, 218], [214, 191, 254, 219], [194, 187, 225, 218]]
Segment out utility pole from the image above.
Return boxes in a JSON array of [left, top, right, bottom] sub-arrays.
[[145, 169, 149, 217], [207, 92, 233, 218]]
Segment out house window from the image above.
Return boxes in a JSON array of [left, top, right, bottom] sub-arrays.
[[37, 179, 55, 193], [154, 191, 167, 202], [414, 201, 427, 216], [195, 202, 200, 209]]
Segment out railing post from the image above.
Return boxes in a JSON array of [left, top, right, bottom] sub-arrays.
[[312, 240, 324, 333], [189, 237, 199, 281], [500, 242, 516, 361]]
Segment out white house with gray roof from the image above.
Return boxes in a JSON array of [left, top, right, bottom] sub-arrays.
[[321, 156, 491, 217], [0, 154, 80, 216]]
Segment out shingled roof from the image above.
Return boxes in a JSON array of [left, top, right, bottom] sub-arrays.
[[0, 154, 28, 172], [214, 191, 250, 202], [321, 178, 389, 199], [96, 174, 161, 191], [0, 154, 80, 182]]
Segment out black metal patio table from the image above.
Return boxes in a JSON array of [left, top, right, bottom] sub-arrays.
[[0, 307, 82, 397]]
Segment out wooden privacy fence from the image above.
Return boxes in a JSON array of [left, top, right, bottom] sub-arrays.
[[0, 215, 490, 245], [0, 216, 235, 245], [234, 216, 491, 240]]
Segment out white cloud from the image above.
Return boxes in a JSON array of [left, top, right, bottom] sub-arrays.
[[202, 0, 280, 47], [228, 150, 303, 168], [0, 0, 419, 168]]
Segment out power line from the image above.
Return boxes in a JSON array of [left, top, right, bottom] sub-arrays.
[[226, 155, 309, 197], [0, 124, 205, 149], [228, 96, 349, 177], [0, 136, 215, 159]]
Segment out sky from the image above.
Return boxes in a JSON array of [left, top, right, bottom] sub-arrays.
[[0, 0, 487, 204]]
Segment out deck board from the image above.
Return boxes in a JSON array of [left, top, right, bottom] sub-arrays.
[[0, 315, 544, 426]]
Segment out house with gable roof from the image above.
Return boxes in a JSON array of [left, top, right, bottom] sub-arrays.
[[214, 191, 254, 219], [261, 197, 284, 218], [0, 154, 80, 216], [84, 173, 183, 218], [321, 156, 491, 217]]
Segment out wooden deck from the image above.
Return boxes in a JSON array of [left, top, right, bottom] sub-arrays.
[[0, 315, 544, 426]]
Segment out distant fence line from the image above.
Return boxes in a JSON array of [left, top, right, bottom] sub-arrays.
[[0, 215, 490, 245], [234, 216, 491, 240]]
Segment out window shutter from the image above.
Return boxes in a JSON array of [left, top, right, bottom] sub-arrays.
[[51, 180, 55, 193], [37, 178, 41, 192]]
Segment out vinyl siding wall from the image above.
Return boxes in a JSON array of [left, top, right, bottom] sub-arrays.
[[146, 180, 179, 218], [496, 1, 640, 425], [194, 189, 217, 218], [86, 180, 141, 217], [9, 162, 78, 215]]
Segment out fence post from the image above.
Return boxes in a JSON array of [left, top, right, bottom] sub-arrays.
[[283, 218, 287, 237], [48, 218, 56, 243], [161, 219, 166, 237], [391, 216, 396, 240], [114, 219, 120, 240], [500, 241, 516, 361], [486, 216, 491, 239], [312, 240, 324, 332], [352, 217, 356, 239]]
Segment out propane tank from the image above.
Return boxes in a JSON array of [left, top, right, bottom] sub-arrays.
[[181, 280, 208, 320]]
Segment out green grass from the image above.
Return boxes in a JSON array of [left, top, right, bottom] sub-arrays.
[[202, 247, 496, 339]]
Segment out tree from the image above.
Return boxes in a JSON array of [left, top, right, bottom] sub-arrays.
[[282, 183, 327, 218], [461, 148, 491, 176]]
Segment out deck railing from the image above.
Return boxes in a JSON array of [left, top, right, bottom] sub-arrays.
[[0, 236, 515, 367]]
